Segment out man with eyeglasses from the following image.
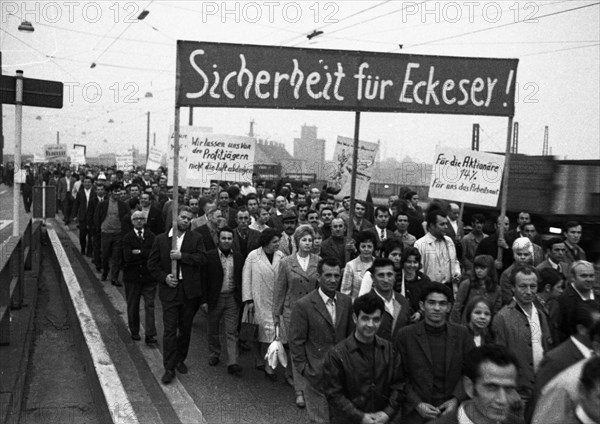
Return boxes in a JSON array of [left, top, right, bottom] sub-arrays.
[[122, 211, 158, 344], [395, 282, 474, 424]]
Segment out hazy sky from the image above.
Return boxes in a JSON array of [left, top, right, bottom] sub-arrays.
[[1, 0, 599, 163]]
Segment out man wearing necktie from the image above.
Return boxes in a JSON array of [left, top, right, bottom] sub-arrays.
[[122, 211, 157, 345], [290, 257, 354, 423], [369, 206, 398, 256]]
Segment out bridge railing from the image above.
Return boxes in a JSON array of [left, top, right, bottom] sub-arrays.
[[0, 219, 41, 345]]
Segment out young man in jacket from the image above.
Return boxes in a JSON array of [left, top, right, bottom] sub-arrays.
[[323, 291, 405, 424], [147, 206, 206, 384]]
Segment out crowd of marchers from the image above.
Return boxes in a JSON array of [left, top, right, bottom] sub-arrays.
[[9, 162, 600, 424]]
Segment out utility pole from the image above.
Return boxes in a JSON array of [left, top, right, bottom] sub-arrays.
[[146, 111, 150, 163], [56, 131, 60, 145]]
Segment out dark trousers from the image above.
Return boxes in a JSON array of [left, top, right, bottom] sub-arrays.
[[22, 188, 32, 213], [208, 292, 240, 365], [79, 223, 93, 255], [124, 278, 157, 337], [101, 232, 123, 280], [161, 295, 201, 371], [92, 230, 102, 266], [62, 196, 73, 223]]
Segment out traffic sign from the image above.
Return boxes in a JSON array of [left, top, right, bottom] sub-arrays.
[[0, 75, 63, 109]]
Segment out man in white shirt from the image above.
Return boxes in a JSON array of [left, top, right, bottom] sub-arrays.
[[532, 357, 600, 424], [414, 210, 461, 290], [492, 265, 552, 410]]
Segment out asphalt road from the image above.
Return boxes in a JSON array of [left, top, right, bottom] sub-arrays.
[[58, 213, 310, 424]]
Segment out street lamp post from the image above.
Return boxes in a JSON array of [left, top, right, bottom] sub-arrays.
[[13, 70, 24, 237]]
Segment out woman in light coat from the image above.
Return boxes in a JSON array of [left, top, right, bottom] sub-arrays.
[[242, 228, 285, 378], [273, 225, 320, 408]]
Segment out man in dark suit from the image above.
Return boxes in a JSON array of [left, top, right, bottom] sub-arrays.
[[147, 205, 206, 384], [368, 206, 396, 254], [217, 189, 238, 229], [534, 303, 600, 403], [194, 206, 222, 252], [394, 282, 475, 424], [139, 192, 164, 235], [429, 345, 524, 424], [122, 211, 157, 344], [536, 237, 569, 278], [57, 169, 76, 224], [72, 176, 96, 256], [476, 216, 515, 273], [201, 226, 244, 375], [88, 182, 106, 271], [290, 257, 354, 424], [556, 260, 600, 343], [231, 208, 261, 261]]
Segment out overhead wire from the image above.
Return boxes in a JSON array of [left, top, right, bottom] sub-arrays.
[[90, 0, 156, 66], [279, 0, 393, 46], [520, 42, 600, 57], [0, 26, 79, 80], [396, 2, 600, 51]]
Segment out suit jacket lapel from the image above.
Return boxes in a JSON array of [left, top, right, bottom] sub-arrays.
[[415, 322, 433, 364], [312, 291, 334, 328]]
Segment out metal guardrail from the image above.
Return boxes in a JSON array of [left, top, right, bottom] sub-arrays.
[[0, 219, 40, 345]]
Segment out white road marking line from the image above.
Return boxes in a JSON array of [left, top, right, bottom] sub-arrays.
[[63, 225, 206, 424], [0, 220, 13, 231]]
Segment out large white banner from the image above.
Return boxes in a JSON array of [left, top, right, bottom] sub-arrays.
[[169, 126, 256, 188], [145, 146, 163, 171], [429, 146, 505, 207], [331, 136, 378, 201]]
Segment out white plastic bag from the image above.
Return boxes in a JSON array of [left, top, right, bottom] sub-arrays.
[[264, 326, 287, 369]]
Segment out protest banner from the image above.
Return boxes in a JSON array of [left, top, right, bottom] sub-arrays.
[[331, 136, 378, 201], [116, 151, 134, 171], [429, 146, 505, 207], [146, 146, 163, 171], [168, 126, 255, 188], [44, 144, 68, 162], [177, 41, 518, 117]]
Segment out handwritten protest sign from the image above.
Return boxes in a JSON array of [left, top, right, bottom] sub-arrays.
[[429, 146, 505, 207], [331, 136, 378, 201], [146, 146, 163, 171], [169, 126, 255, 188], [116, 151, 134, 171], [177, 41, 518, 117]]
